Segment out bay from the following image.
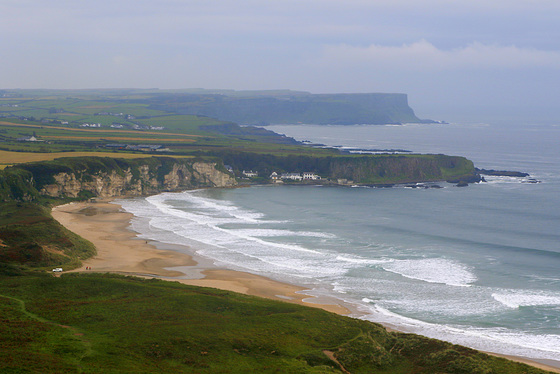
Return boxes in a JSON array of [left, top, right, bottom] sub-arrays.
[[118, 121, 560, 362]]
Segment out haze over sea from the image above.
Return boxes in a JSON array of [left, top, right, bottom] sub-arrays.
[[118, 121, 560, 363]]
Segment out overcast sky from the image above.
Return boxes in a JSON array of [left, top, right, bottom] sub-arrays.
[[2, 0, 559, 122]]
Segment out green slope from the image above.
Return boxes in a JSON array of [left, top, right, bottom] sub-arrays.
[[0, 273, 551, 374]]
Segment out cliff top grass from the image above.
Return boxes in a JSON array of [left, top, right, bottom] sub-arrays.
[[0, 150, 193, 166], [0, 272, 551, 374]]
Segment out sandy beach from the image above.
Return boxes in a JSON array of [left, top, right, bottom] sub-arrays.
[[51, 200, 350, 315], [51, 200, 560, 373]]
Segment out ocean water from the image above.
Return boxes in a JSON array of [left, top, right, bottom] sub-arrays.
[[118, 122, 560, 362]]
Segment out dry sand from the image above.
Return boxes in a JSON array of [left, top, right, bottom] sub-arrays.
[[51, 200, 560, 373]]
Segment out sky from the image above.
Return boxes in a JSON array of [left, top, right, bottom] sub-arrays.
[[2, 0, 559, 123]]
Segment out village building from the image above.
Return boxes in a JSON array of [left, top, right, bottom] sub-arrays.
[[80, 123, 101, 128], [242, 170, 258, 177], [281, 173, 303, 181], [106, 143, 128, 149], [302, 172, 321, 180], [126, 144, 166, 152], [16, 135, 41, 142]]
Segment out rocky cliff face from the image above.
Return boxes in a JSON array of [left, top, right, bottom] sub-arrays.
[[35, 158, 237, 199]]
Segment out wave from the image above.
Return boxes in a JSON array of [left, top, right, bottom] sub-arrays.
[[230, 228, 336, 239], [147, 192, 267, 223], [336, 255, 391, 265], [359, 302, 560, 360], [382, 258, 477, 287], [492, 291, 560, 309]]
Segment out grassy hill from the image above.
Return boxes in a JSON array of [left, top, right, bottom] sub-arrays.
[[0, 202, 95, 274], [0, 272, 552, 373]]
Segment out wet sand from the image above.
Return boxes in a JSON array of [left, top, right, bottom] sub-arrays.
[[51, 200, 560, 373]]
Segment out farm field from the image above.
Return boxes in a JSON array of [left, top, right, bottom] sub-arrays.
[[0, 150, 193, 167], [0, 91, 340, 159], [0, 91, 318, 156]]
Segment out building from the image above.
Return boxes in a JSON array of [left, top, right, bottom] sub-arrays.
[[302, 172, 321, 180], [16, 135, 41, 142], [126, 144, 164, 152], [243, 170, 258, 177], [281, 173, 303, 181], [105, 143, 128, 149]]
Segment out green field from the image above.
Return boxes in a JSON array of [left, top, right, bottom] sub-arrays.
[[0, 150, 193, 167]]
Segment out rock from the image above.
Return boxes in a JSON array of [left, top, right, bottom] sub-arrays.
[[39, 159, 237, 199]]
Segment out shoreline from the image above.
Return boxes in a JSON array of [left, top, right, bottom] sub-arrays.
[[51, 199, 560, 373], [52, 200, 352, 316]]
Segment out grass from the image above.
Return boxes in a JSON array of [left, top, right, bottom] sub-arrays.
[[0, 150, 193, 165], [0, 202, 96, 271], [39, 135, 197, 142], [0, 120, 207, 138], [0, 272, 551, 374]]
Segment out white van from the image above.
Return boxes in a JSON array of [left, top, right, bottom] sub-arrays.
[[52, 268, 63, 272]]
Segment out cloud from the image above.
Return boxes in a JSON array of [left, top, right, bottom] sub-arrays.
[[321, 40, 560, 70]]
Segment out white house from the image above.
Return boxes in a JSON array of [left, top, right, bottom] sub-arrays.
[[302, 172, 321, 180], [281, 173, 303, 181], [243, 170, 258, 177], [17, 135, 41, 142]]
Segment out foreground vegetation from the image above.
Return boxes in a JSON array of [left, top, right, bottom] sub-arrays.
[[0, 272, 551, 373], [0, 202, 95, 273]]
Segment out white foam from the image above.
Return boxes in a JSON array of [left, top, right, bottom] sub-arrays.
[[359, 303, 560, 360], [382, 258, 477, 287], [121, 193, 352, 280], [147, 192, 266, 223], [231, 228, 335, 239], [484, 175, 539, 185], [336, 255, 391, 265], [212, 226, 324, 255], [492, 291, 560, 309]]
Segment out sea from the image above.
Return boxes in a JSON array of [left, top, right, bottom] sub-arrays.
[[117, 121, 560, 363]]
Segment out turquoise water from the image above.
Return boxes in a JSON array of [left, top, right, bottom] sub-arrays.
[[119, 122, 560, 361]]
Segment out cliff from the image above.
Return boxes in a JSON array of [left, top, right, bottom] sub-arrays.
[[0, 157, 236, 202], [147, 91, 423, 125], [0, 151, 481, 203], [211, 151, 480, 185], [328, 154, 479, 185]]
